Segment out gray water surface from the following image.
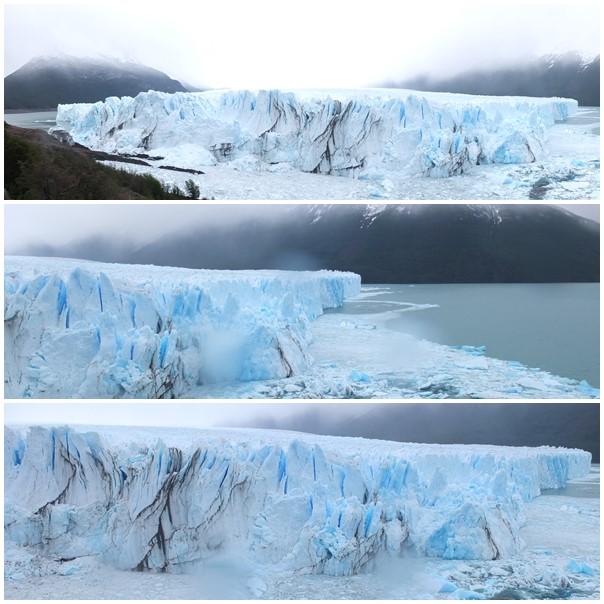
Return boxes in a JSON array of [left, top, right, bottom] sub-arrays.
[[4, 110, 57, 130], [564, 107, 600, 135], [336, 283, 599, 387]]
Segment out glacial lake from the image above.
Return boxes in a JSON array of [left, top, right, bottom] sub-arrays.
[[333, 283, 600, 388], [4, 110, 57, 130]]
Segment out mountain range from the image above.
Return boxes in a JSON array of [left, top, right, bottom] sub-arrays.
[[390, 52, 600, 107], [19, 204, 599, 284], [4, 55, 189, 110], [5, 52, 599, 111]]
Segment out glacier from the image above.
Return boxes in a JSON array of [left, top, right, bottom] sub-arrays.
[[4, 256, 360, 398], [5, 256, 598, 400], [4, 424, 592, 583], [52, 88, 578, 179]]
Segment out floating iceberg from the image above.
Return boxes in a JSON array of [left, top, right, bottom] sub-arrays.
[[4, 256, 360, 398], [53, 88, 578, 178], [4, 425, 592, 578]]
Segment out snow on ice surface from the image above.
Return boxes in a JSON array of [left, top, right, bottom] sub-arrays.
[[5, 259, 598, 400], [51, 88, 598, 200], [4, 424, 595, 599], [4, 256, 360, 398]]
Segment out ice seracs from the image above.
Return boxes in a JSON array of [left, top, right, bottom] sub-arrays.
[[52, 88, 578, 179], [4, 256, 360, 398], [4, 425, 592, 578]]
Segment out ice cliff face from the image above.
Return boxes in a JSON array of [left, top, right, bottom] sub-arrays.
[[4, 425, 591, 576], [4, 257, 360, 398], [53, 88, 578, 178]]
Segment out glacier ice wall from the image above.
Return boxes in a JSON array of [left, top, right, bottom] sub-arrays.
[[4, 256, 360, 398], [4, 426, 592, 576], [53, 89, 578, 178]]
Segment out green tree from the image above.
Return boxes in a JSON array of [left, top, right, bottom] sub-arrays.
[[184, 179, 201, 200]]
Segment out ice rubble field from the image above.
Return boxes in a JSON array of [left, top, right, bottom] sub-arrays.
[[4, 424, 597, 599], [53, 89, 600, 199], [195, 286, 600, 400], [5, 256, 599, 399]]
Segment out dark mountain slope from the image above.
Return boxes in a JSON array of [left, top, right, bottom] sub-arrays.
[[392, 53, 600, 107], [20, 205, 599, 283], [128, 204, 599, 283], [5, 55, 187, 110]]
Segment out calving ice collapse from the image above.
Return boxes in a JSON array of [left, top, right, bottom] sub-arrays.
[[4, 425, 592, 578], [52, 88, 578, 178], [4, 256, 360, 398]]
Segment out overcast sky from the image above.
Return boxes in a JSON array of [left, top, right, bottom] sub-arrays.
[[3, 203, 599, 254], [3, 203, 298, 251], [4, 402, 372, 429], [4, 2, 600, 88]]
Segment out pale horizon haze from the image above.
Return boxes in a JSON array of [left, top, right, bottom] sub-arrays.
[[4, 2, 600, 89], [4, 402, 374, 430]]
